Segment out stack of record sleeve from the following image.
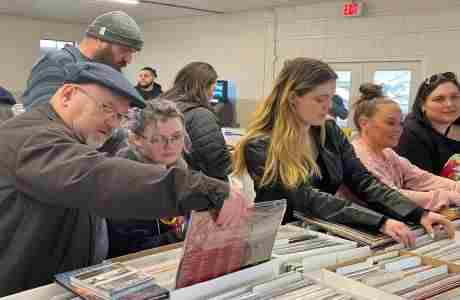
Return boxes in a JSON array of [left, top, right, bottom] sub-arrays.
[[293, 212, 394, 248], [207, 271, 360, 300], [332, 251, 460, 299]]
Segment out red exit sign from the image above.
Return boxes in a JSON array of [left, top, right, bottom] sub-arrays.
[[342, 2, 363, 17]]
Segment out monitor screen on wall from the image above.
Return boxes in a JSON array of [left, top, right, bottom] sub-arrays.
[[212, 80, 229, 103]]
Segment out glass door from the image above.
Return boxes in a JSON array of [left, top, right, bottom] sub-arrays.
[[328, 61, 421, 127], [328, 63, 363, 128], [364, 62, 421, 116]]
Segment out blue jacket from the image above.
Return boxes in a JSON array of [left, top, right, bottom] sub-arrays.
[[22, 46, 89, 110], [0, 86, 15, 105], [0, 86, 15, 123]]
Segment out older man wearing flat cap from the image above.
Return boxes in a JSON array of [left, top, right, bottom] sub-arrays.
[[22, 10, 143, 110], [0, 62, 248, 297]]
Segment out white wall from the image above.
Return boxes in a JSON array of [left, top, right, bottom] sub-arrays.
[[275, 0, 460, 75], [0, 15, 85, 98], [126, 10, 275, 127], [129, 0, 460, 127], [129, 10, 275, 95], [4, 0, 460, 126]]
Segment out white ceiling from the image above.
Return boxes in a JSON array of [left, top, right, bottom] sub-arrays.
[[0, 0, 329, 24]]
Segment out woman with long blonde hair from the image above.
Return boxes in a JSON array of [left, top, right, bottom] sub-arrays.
[[233, 57, 453, 247]]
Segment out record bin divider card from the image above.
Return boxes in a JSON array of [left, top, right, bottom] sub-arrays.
[[313, 250, 460, 300]]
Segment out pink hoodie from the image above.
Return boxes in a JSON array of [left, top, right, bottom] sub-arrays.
[[349, 137, 460, 210]]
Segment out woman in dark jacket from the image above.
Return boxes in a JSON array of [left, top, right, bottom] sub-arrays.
[[396, 72, 460, 175], [162, 62, 232, 181], [232, 57, 453, 247]]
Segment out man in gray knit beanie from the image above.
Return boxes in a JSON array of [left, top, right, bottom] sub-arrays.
[[22, 11, 144, 110], [86, 11, 143, 51]]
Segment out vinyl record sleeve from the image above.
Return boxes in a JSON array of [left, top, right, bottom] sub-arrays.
[[175, 199, 286, 288]]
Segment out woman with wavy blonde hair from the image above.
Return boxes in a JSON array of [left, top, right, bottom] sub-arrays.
[[233, 57, 453, 247]]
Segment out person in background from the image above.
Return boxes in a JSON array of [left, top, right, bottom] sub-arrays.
[[108, 99, 187, 258], [135, 67, 163, 101], [0, 62, 248, 297], [0, 86, 16, 122], [22, 10, 143, 110], [232, 57, 454, 248], [162, 62, 232, 181], [329, 94, 349, 120], [396, 72, 460, 175], [344, 82, 460, 211], [21, 11, 143, 155]]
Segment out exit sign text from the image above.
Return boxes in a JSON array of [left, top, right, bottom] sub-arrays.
[[343, 2, 363, 17]]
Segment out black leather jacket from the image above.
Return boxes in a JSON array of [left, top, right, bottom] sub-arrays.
[[245, 120, 425, 230]]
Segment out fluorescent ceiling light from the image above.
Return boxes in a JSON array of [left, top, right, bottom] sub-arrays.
[[108, 0, 140, 4]]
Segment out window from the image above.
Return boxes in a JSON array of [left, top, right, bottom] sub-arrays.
[[373, 70, 412, 115], [335, 71, 352, 128], [329, 61, 421, 126], [40, 39, 76, 56]]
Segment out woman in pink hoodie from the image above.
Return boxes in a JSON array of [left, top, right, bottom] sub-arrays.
[[349, 83, 460, 211]]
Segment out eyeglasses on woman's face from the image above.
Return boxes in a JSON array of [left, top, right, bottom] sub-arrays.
[[140, 132, 185, 147]]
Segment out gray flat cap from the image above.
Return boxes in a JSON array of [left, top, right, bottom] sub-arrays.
[[64, 62, 146, 108], [86, 11, 143, 51]]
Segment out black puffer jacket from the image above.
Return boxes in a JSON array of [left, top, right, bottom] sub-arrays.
[[176, 101, 232, 181], [245, 120, 425, 229], [396, 113, 460, 175]]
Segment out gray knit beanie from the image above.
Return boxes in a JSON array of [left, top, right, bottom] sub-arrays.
[[86, 11, 143, 51]]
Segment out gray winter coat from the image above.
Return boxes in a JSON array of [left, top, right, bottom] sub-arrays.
[[0, 104, 228, 297]]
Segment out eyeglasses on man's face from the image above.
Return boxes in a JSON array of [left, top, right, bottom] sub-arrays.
[[140, 133, 185, 147], [76, 86, 129, 123]]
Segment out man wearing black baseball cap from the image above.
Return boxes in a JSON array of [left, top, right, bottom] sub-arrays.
[[0, 62, 248, 297], [22, 11, 144, 110]]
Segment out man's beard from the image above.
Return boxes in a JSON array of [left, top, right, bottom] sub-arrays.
[[138, 81, 153, 89], [71, 119, 109, 149], [92, 46, 124, 72]]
